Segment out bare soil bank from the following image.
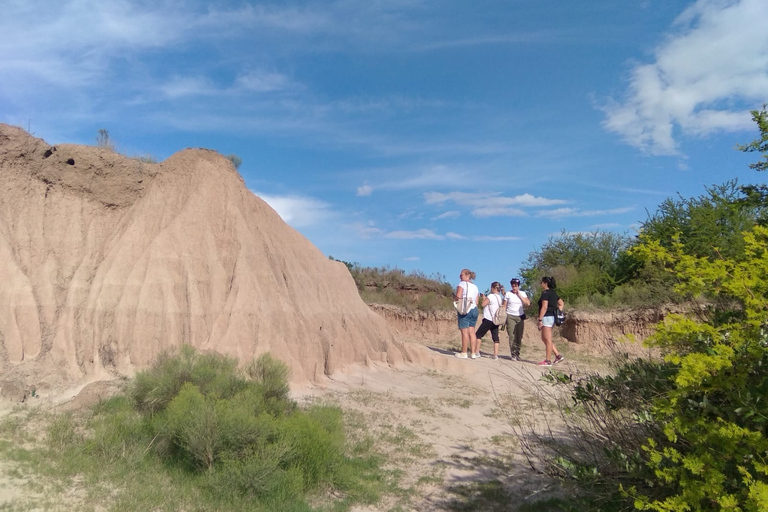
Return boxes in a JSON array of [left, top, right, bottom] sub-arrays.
[[367, 302, 686, 349]]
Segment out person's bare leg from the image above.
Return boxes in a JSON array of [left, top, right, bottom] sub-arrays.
[[460, 328, 470, 354], [543, 327, 553, 361]]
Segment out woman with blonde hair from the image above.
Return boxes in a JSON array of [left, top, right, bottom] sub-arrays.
[[454, 269, 480, 359]]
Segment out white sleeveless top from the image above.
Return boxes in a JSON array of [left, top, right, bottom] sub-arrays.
[[457, 281, 479, 311]]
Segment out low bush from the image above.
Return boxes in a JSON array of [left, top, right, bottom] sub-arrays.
[[24, 347, 384, 511]]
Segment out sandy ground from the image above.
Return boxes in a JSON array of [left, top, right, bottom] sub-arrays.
[[0, 333, 585, 511], [293, 334, 584, 511]]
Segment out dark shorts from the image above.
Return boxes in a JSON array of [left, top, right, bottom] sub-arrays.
[[458, 307, 479, 329], [475, 318, 499, 342]]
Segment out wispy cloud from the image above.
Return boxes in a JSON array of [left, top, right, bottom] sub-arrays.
[[424, 191, 567, 217], [471, 207, 526, 218], [235, 70, 296, 93], [354, 226, 519, 242], [160, 76, 219, 99], [356, 185, 374, 197], [538, 207, 635, 219], [473, 235, 522, 241], [416, 30, 573, 51], [432, 211, 460, 220], [385, 229, 444, 240], [601, 0, 768, 155], [425, 191, 566, 207], [368, 165, 470, 190]]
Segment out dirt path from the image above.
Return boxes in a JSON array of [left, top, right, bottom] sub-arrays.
[[296, 338, 574, 511]]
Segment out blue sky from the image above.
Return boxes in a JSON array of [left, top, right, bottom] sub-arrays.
[[2, 0, 767, 291]]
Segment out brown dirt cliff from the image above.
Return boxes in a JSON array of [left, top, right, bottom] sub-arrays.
[[0, 124, 409, 390]]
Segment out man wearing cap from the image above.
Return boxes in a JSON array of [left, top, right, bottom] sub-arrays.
[[504, 278, 531, 361]]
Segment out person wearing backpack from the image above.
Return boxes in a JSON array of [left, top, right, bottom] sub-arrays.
[[536, 276, 565, 366], [454, 269, 480, 359], [504, 278, 530, 361], [475, 282, 506, 360]]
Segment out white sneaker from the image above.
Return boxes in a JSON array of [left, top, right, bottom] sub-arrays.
[[491, 355, 498, 360], [469, 353, 478, 359], [454, 352, 468, 359]]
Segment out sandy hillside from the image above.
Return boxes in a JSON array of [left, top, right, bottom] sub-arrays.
[[0, 125, 428, 395]]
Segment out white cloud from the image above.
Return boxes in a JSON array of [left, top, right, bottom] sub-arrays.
[[433, 210, 460, 220], [425, 191, 566, 218], [602, 0, 768, 155], [590, 223, 622, 230], [471, 207, 526, 218], [254, 191, 335, 228], [403, 256, 421, 261], [415, 31, 570, 51], [356, 185, 374, 196], [357, 226, 384, 239], [235, 70, 294, 93], [156, 70, 296, 100], [385, 229, 444, 240], [537, 206, 635, 219], [425, 191, 566, 208], [160, 76, 218, 99], [353, 228, 517, 242], [379, 165, 469, 190], [473, 235, 522, 241]]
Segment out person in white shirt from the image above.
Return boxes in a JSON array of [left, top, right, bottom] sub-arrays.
[[454, 269, 480, 359], [475, 282, 506, 360], [504, 278, 531, 361]]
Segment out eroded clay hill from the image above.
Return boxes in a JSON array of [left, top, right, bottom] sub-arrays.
[[0, 124, 409, 389]]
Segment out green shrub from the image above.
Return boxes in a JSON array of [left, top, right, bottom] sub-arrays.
[[163, 382, 221, 470], [245, 353, 291, 403], [280, 405, 346, 489], [208, 451, 303, 503], [131, 346, 246, 414], [124, 347, 381, 508]]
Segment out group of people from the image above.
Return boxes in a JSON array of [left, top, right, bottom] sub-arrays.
[[454, 269, 564, 367]]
